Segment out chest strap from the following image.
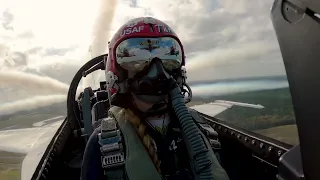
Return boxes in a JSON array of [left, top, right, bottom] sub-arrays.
[[98, 116, 125, 179]]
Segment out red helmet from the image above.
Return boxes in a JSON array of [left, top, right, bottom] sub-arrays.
[[105, 17, 186, 93]]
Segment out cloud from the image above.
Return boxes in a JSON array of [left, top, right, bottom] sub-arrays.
[[0, 0, 115, 115], [0, 0, 103, 85], [186, 41, 278, 72], [1, 9, 14, 30], [0, 0, 288, 114], [191, 79, 289, 97], [109, 0, 285, 82], [90, 0, 117, 57], [0, 70, 69, 94], [1, 0, 284, 83], [0, 95, 66, 116], [43, 46, 78, 57]]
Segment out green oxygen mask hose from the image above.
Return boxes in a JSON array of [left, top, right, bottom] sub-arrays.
[[169, 79, 214, 180]]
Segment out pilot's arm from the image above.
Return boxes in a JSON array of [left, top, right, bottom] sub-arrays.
[[80, 127, 103, 180]]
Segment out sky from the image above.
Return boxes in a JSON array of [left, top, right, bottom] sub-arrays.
[[0, 0, 288, 114]]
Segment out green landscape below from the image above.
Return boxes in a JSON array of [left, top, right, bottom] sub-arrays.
[[189, 87, 298, 145]]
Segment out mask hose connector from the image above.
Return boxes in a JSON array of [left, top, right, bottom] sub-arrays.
[[168, 79, 213, 180]]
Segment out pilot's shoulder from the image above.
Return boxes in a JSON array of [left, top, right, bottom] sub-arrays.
[[109, 106, 139, 125], [109, 106, 123, 114]]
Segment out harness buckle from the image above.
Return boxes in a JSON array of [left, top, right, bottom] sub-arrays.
[[98, 116, 125, 169], [101, 152, 125, 168]]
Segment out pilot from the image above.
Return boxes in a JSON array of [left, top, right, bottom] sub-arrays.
[[81, 17, 230, 180]]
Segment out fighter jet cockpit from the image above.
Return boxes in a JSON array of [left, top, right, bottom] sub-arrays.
[[0, 0, 319, 180]]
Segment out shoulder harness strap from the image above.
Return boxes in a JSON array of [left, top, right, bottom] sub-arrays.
[[109, 106, 163, 180], [98, 114, 125, 179]]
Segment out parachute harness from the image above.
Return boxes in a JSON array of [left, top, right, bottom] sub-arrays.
[[98, 113, 125, 179]]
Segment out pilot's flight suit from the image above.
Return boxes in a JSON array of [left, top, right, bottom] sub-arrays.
[[145, 113, 192, 179], [80, 105, 229, 180]]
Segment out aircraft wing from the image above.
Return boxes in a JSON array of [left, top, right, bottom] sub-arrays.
[[189, 100, 264, 117], [0, 120, 63, 154], [0, 119, 63, 180]]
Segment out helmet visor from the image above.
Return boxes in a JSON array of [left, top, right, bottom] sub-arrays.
[[115, 37, 183, 72]]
